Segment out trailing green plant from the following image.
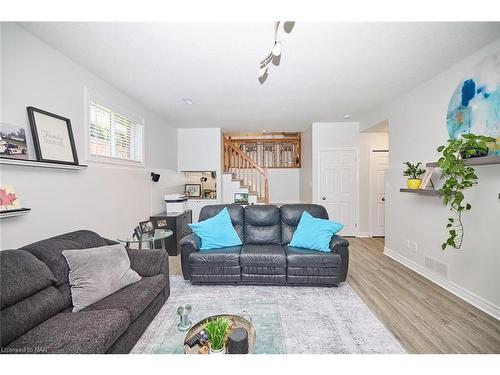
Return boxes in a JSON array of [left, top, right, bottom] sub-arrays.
[[204, 317, 229, 351], [403, 162, 426, 179], [436, 133, 495, 250]]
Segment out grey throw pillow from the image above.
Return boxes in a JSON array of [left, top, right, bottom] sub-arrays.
[[62, 244, 141, 312]]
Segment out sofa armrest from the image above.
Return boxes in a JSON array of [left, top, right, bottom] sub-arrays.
[[329, 235, 349, 282], [179, 233, 201, 280]]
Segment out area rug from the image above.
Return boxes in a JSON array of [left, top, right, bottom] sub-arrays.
[[132, 276, 405, 354]]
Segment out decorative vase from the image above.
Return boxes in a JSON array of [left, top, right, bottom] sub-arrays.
[[407, 179, 421, 189], [209, 344, 226, 354]]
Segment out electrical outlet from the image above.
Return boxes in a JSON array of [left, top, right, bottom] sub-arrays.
[[412, 242, 418, 253]]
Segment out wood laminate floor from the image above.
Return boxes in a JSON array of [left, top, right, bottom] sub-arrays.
[[168, 238, 500, 353]]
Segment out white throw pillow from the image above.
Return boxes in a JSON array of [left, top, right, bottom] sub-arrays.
[[62, 244, 141, 312]]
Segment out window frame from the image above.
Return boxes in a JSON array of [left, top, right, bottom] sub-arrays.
[[85, 88, 145, 167]]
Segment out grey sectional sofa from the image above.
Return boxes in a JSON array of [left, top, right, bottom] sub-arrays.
[[180, 204, 349, 286], [0, 230, 169, 354]]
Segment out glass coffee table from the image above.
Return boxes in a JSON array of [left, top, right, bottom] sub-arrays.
[[150, 302, 286, 354]]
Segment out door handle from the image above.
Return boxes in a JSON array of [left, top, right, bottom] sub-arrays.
[[322, 197, 326, 201], [381, 197, 385, 202]]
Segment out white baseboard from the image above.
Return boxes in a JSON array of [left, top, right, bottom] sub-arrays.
[[383, 247, 500, 321], [356, 232, 371, 238]]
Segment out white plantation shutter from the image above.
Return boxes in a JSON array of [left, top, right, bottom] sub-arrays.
[[89, 99, 144, 163]]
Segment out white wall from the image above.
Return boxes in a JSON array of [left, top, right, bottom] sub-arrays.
[[268, 169, 300, 204], [310, 122, 388, 235], [177, 127, 222, 203], [299, 126, 313, 203], [359, 37, 500, 318], [0, 23, 184, 249]]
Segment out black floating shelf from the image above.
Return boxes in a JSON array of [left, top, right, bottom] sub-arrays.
[[0, 208, 31, 218], [400, 188, 440, 196], [426, 155, 500, 168], [0, 158, 88, 170]]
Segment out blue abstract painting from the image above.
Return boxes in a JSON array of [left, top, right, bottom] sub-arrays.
[[446, 52, 500, 141]]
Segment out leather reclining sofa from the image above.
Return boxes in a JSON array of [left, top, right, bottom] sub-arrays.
[[179, 204, 349, 287]]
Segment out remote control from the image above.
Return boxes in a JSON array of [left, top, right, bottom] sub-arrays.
[[186, 330, 208, 347]]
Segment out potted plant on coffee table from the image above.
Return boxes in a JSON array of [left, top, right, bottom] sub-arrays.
[[403, 162, 426, 189], [204, 317, 230, 354]]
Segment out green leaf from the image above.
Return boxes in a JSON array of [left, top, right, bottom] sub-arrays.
[[466, 203, 471, 210], [437, 145, 445, 152], [441, 243, 447, 251]]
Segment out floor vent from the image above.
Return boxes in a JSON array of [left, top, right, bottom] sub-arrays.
[[424, 256, 448, 279]]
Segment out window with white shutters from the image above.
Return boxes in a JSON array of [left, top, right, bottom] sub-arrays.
[[88, 98, 144, 164]]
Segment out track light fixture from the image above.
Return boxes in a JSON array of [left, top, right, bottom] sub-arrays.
[[258, 21, 294, 83]]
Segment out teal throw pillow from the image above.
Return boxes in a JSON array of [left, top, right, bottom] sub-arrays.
[[289, 211, 344, 252], [188, 207, 242, 250]]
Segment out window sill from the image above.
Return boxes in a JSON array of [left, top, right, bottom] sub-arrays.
[[86, 156, 144, 168]]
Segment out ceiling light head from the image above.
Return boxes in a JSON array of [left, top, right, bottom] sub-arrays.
[[272, 41, 282, 57], [182, 98, 193, 105], [343, 114, 351, 119], [258, 64, 268, 78]]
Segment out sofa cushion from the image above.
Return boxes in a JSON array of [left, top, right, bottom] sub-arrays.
[[0, 249, 57, 309], [280, 204, 329, 245], [285, 245, 342, 268], [62, 244, 142, 312], [82, 274, 167, 321], [6, 309, 130, 354], [21, 230, 108, 286], [189, 246, 241, 266], [199, 204, 245, 241], [244, 205, 281, 244], [289, 212, 344, 252], [240, 244, 286, 267], [0, 286, 66, 347]]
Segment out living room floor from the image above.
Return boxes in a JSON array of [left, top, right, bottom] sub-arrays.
[[168, 238, 500, 354]]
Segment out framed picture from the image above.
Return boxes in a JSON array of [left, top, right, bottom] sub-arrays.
[[419, 167, 435, 190], [0, 186, 22, 212], [27, 106, 79, 165], [133, 226, 142, 240], [234, 193, 249, 204], [185, 184, 201, 197], [139, 220, 155, 234], [0, 123, 28, 160], [153, 218, 168, 229]]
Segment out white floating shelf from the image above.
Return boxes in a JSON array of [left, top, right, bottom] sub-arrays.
[[0, 158, 88, 170], [0, 208, 31, 219]]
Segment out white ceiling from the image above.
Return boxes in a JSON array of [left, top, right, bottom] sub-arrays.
[[20, 22, 500, 132]]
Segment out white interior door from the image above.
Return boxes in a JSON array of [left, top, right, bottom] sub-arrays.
[[319, 149, 357, 236], [370, 150, 389, 237]]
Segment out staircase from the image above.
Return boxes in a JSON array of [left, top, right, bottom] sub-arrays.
[[223, 138, 269, 204]]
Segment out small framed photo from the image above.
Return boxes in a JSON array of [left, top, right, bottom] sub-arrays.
[[234, 192, 249, 204], [139, 220, 154, 234], [0, 123, 29, 160], [133, 226, 142, 240], [419, 167, 435, 190], [27, 106, 79, 165], [185, 184, 201, 197], [153, 218, 168, 229]]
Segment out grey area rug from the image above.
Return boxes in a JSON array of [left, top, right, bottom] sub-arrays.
[[132, 276, 405, 354]]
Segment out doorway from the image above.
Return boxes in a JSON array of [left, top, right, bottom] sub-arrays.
[[369, 149, 389, 237], [318, 149, 358, 236]]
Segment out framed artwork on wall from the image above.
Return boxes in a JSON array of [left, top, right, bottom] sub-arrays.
[[419, 168, 435, 190], [27, 106, 79, 165], [185, 184, 201, 197], [0, 123, 29, 160]]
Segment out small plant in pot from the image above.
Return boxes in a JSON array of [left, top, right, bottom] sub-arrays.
[[403, 162, 426, 189], [204, 317, 229, 354]]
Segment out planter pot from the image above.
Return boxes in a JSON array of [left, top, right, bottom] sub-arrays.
[[209, 345, 226, 354], [407, 179, 421, 189]]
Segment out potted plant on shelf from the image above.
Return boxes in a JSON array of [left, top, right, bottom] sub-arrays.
[[204, 317, 229, 354], [403, 162, 426, 189], [436, 133, 495, 250]]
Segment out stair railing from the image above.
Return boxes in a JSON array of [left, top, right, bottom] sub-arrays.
[[223, 138, 269, 204]]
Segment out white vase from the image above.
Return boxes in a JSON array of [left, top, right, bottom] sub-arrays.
[[209, 345, 226, 354]]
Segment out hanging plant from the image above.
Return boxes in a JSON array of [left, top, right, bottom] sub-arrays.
[[436, 133, 495, 250]]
